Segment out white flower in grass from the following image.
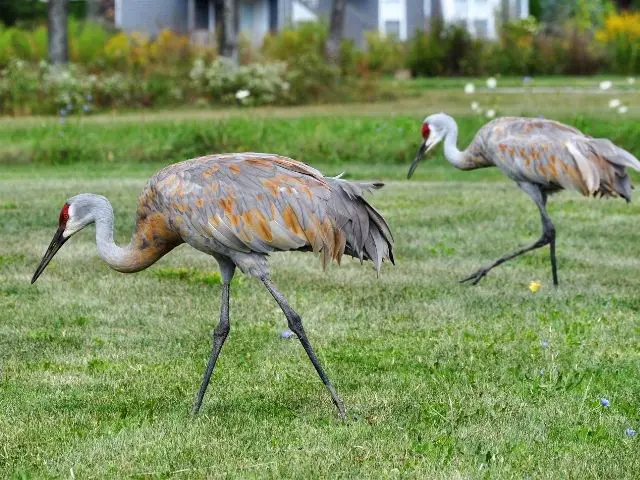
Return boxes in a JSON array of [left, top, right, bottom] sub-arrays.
[[235, 89, 250, 100], [486, 109, 496, 119], [627, 77, 636, 85], [470, 101, 480, 112], [618, 105, 628, 114], [608, 98, 621, 109], [599, 80, 612, 90], [486, 77, 497, 89], [464, 83, 475, 94]]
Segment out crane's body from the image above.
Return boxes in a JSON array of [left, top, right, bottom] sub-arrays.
[[409, 113, 640, 285], [32, 153, 394, 418]]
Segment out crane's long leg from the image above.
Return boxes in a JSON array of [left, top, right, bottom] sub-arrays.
[[261, 276, 346, 419], [192, 263, 235, 414], [461, 183, 558, 286]]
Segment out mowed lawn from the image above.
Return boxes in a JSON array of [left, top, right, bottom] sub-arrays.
[[2, 153, 640, 477]]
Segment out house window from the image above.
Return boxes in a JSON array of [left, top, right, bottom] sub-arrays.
[[473, 19, 488, 38], [195, 0, 210, 29], [385, 20, 400, 38]]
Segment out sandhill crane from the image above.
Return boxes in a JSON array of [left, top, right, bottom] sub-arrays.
[[408, 113, 640, 286], [31, 153, 394, 418]]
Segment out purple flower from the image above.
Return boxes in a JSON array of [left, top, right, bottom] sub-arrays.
[[540, 340, 549, 348], [83, 104, 91, 113], [625, 428, 636, 437], [280, 330, 294, 339], [600, 398, 610, 407]]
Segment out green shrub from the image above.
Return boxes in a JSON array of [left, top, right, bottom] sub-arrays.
[[561, 25, 604, 75], [261, 21, 344, 102], [71, 21, 110, 65], [190, 58, 291, 105], [596, 11, 640, 74], [0, 59, 40, 115], [363, 32, 406, 74], [407, 21, 484, 76]]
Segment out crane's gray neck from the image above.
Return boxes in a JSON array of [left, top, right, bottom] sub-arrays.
[[89, 197, 140, 272], [442, 116, 477, 170]]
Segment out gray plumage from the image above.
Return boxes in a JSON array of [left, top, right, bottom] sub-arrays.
[[409, 113, 640, 286], [32, 153, 395, 418]]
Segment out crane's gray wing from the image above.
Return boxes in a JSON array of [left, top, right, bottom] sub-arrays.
[[151, 153, 347, 260]]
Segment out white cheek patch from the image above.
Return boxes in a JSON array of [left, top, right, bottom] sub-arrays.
[[426, 127, 442, 151]]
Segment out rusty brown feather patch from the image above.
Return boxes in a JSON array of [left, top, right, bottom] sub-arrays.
[[282, 205, 303, 236], [132, 212, 180, 265], [218, 197, 234, 214]]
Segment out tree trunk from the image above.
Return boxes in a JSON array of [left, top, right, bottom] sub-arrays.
[[325, 0, 346, 64], [501, 0, 510, 24], [427, 0, 442, 31], [48, 0, 69, 65], [219, 0, 237, 62]]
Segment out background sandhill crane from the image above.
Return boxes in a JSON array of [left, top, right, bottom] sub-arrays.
[[31, 153, 394, 418], [408, 113, 640, 286]]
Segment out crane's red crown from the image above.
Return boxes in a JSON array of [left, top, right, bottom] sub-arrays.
[[59, 203, 70, 227], [421, 123, 430, 139]]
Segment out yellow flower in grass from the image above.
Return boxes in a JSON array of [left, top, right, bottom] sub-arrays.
[[529, 281, 541, 293]]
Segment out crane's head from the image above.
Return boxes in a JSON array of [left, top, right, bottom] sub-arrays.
[[32, 194, 99, 284], [407, 113, 449, 179]]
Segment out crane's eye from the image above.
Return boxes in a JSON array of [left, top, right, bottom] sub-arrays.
[[59, 203, 70, 226], [421, 123, 430, 139]]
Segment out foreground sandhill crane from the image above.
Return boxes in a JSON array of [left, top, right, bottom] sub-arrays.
[[408, 113, 640, 286], [32, 153, 394, 418]]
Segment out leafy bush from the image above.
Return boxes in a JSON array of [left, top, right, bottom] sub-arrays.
[[190, 58, 290, 105], [561, 25, 604, 75], [407, 21, 485, 76], [362, 32, 406, 74], [0, 59, 40, 115], [596, 12, 640, 74], [71, 20, 110, 65], [261, 22, 344, 102], [491, 17, 540, 75]]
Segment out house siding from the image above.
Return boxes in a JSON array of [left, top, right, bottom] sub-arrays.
[[117, 0, 188, 35], [344, 0, 378, 47], [406, 0, 424, 38], [310, 0, 377, 47]]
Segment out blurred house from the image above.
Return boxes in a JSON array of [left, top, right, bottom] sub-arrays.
[[114, 0, 528, 46], [381, 0, 530, 40]]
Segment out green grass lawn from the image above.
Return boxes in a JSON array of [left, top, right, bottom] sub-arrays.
[[1, 105, 640, 477], [2, 165, 640, 478]]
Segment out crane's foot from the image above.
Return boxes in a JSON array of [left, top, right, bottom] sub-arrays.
[[332, 393, 347, 420], [460, 267, 489, 285]]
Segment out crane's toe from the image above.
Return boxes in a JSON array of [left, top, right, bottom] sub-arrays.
[[460, 268, 489, 285]]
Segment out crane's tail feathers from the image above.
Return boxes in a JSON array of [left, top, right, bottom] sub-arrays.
[[327, 179, 394, 274], [585, 139, 640, 202], [590, 138, 640, 172]]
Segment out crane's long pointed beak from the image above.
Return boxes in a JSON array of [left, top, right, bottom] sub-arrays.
[[407, 141, 428, 179], [32, 228, 68, 284]]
